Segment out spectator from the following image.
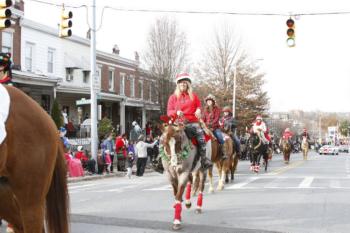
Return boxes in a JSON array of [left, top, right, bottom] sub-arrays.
[[129, 121, 142, 143], [135, 134, 158, 176], [101, 133, 115, 172], [75, 145, 88, 168], [115, 133, 128, 171], [126, 151, 135, 179]]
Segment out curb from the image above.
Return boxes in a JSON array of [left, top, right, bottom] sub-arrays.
[[67, 169, 154, 183]]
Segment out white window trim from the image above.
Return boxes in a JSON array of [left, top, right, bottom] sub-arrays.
[[25, 42, 35, 72], [108, 68, 115, 91], [149, 81, 152, 101], [130, 75, 135, 97], [120, 72, 125, 95], [139, 80, 143, 100], [47, 47, 55, 74], [1, 31, 13, 55]]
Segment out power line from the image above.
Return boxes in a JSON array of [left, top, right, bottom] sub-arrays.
[[26, 0, 350, 16]]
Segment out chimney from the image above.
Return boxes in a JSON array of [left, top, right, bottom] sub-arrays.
[[112, 45, 120, 55], [86, 29, 91, 39], [134, 51, 139, 62]]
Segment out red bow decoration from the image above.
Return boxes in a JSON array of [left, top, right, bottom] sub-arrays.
[[160, 115, 177, 124]]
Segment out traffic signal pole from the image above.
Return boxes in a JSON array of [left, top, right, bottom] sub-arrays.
[[90, 0, 98, 164]]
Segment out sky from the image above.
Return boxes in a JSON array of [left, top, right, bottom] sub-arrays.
[[23, 0, 350, 112]]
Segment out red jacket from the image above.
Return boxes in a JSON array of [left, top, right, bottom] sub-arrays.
[[167, 92, 201, 123], [203, 106, 221, 130], [282, 131, 293, 140], [115, 136, 127, 157]]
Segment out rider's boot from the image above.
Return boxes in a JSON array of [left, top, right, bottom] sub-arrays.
[[198, 144, 212, 169]]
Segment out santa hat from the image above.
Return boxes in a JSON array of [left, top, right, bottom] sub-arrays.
[[77, 146, 83, 152], [175, 73, 192, 84], [256, 115, 263, 120]]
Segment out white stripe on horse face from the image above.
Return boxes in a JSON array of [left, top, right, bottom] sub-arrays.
[[169, 137, 177, 166]]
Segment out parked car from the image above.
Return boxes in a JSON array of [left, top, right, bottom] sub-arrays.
[[338, 145, 350, 153], [318, 145, 339, 155]]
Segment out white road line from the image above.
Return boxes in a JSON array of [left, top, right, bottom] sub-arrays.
[[143, 184, 172, 191], [226, 177, 260, 190], [298, 177, 314, 188]]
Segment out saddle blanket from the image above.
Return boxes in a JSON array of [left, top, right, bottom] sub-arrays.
[[0, 84, 10, 145]]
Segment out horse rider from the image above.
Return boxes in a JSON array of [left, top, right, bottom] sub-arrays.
[[0, 53, 13, 86], [252, 115, 269, 144], [202, 94, 224, 144], [219, 106, 241, 157], [167, 72, 213, 169], [300, 128, 310, 141]]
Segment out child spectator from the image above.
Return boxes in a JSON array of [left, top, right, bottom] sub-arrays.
[[126, 151, 135, 179]]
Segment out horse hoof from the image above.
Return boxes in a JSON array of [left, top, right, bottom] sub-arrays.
[[172, 224, 182, 231], [185, 202, 192, 209], [195, 208, 202, 214], [217, 186, 224, 191], [225, 179, 229, 184], [208, 188, 214, 194]]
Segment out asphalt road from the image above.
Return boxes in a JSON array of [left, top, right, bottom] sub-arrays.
[[2, 151, 350, 233]]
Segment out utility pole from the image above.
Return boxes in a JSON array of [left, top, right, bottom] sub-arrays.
[[232, 65, 237, 118], [90, 0, 98, 163]]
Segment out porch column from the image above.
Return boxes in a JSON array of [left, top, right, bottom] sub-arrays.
[[120, 100, 126, 134], [142, 107, 146, 129]]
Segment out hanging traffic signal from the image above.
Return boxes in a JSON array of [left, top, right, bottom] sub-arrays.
[[286, 18, 295, 47], [59, 8, 73, 38], [0, 0, 12, 29]]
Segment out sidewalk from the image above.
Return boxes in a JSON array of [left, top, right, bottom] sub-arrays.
[[67, 168, 154, 183]]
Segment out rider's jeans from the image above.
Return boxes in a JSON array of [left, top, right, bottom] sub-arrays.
[[232, 134, 241, 153], [184, 123, 206, 158], [213, 128, 225, 144]]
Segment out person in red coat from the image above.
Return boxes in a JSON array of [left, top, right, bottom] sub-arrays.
[[282, 128, 293, 140], [115, 133, 128, 171], [202, 94, 224, 144], [167, 73, 212, 169]]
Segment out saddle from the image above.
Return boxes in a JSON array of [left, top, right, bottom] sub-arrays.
[[0, 84, 10, 145]]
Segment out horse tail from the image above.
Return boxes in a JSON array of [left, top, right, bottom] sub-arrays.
[[46, 144, 70, 233]]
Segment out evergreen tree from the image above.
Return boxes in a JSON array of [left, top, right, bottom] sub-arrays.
[[51, 99, 63, 129]]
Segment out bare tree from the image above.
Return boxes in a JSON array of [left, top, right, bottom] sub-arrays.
[[143, 17, 189, 114], [195, 24, 269, 135]]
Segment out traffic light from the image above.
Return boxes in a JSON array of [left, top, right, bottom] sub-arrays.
[[286, 18, 295, 47], [0, 0, 12, 29], [59, 9, 73, 38]]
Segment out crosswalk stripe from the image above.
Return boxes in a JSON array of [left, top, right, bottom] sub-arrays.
[[298, 176, 314, 188], [143, 185, 172, 191], [226, 177, 259, 189]]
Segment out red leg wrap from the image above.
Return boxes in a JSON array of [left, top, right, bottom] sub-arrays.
[[174, 202, 182, 221], [185, 182, 191, 201], [197, 192, 203, 207]]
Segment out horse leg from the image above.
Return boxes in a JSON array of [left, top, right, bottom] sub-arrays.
[[217, 164, 226, 191], [195, 171, 206, 214], [207, 167, 214, 193], [0, 182, 24, 233], [231, 154, 239, 181], [185, 181, 192, 209], [172, 182, 186, 231]]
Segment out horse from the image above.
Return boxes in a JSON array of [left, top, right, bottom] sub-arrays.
[[206, 133, 237, 192], [0, 85, 69, 233], [280, 138, 292, 164], [160, 120, 208, 230], [247, 133, 269, 173], [301, 136, 309, 160]]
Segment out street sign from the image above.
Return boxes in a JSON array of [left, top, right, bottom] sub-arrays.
[[76, 98, 91, 105]]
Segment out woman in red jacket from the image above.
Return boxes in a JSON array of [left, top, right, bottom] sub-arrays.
[[202, 94, 224, 144], [167, 73, 212, 169]]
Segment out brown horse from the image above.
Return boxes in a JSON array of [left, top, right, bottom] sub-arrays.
[[280, 138, 292, 164], [160, 122, 208, 230], [301, 136, 309, 160], [0, 85, 69, 233], [207, 134, 237, 192]]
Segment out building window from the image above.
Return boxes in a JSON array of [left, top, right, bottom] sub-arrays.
[[120, 73, 125, 95], [149, 82, 152, 101], [108, 69, 114, 91], [47, 48, 55, 73], [83, 70, 90, 83], [66, 68, 74, 81], [2, 31, 13, 54], [130, 75, 135, 97], [138, 80, 143, 99], [41, 94, 50, 113], [25, 42, 34, 72]]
